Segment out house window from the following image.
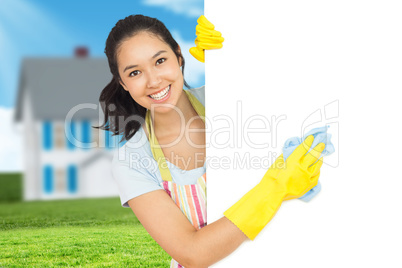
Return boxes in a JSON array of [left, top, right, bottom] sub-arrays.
[[55, 124, 64, 149], [67, 165, 78, 193], [66, 121, 76, 150], [93, 127, 100, 148], [43, 165, 54, 193], [55, 168, 66, 193], [82, 120, 91, 150], [43, 121, 53, 150]]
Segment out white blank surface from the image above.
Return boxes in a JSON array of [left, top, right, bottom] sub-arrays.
[[205, 1, 402, 267]]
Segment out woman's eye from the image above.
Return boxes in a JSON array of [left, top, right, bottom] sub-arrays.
[[129, 70, 140, 77], [156, 58, 166, 65]]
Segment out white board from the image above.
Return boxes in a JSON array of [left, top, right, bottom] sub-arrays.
[[205, 1, 402, 267]]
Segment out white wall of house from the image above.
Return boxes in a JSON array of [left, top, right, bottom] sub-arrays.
[[24, 114, 119, 201], [81, 156, 117, 198], [23, 90, 41, 201]]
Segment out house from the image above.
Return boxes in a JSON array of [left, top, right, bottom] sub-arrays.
[[14, 48, 120, 201]]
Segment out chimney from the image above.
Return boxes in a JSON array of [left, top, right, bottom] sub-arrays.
[[75, 46, 89, 58]]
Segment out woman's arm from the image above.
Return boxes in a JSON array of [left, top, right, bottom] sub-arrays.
[[128, 190, 247, 268], [129, 136, 325, 267]]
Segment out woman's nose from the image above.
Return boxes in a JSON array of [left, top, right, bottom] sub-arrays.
[[146, 68, 162, 88]]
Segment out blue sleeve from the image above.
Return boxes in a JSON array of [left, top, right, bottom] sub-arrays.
[[111, 148, 163, 208]]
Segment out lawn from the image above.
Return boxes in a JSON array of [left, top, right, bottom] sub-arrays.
[[0, 197, 171, 267]]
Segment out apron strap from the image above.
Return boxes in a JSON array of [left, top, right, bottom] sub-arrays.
[[145, 89, 205, 181], [183, 89, 205, 123]]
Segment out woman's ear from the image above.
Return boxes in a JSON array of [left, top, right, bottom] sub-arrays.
[[177, 45, 183, 67], [119, 79, 128, 91]]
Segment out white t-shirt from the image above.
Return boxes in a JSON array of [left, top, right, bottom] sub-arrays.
[[112, 86, 206, 207]]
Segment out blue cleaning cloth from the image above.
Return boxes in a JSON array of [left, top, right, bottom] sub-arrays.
[[282, 126, 335, 202]]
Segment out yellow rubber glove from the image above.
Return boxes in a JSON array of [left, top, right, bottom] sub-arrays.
[[190, 15, 224, 62], [224, 135, 325, 240]]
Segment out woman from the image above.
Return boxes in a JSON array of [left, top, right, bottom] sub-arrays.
[[98, 14, 325, 268]]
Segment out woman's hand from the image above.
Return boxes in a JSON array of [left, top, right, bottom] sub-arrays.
[[262, 135, 325, 201], [224, 135, 326, 240], [190, 15, 224, 62]]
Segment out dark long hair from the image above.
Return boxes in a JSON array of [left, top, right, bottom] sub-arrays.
[[95, 14, 190, 142]]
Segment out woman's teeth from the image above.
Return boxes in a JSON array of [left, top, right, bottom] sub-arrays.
[[149, 85, 170, 100]]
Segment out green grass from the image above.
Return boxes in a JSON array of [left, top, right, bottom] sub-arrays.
[[0, 197, 171, 267]]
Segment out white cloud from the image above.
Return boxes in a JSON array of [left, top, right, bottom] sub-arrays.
[[142, 0, 203, 18], [0, 108, 23, 172], [172, 30, 205, 87]]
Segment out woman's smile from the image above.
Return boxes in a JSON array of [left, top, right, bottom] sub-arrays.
[[148, 84, 171, 102]]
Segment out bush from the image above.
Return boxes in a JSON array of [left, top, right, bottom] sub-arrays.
[[0, 173, 22, 202]]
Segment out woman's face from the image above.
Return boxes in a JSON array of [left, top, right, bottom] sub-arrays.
[[117, 31, 184, 113]]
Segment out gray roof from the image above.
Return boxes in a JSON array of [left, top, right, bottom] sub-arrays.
[[14, 57, 112, 122]]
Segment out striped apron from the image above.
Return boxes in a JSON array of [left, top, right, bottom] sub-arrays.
[[145, 89, 207, 268]]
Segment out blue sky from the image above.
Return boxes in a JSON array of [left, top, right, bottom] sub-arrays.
[[0, 0, 205, 108]]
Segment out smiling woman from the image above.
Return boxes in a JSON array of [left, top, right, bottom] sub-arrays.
[[117, 32, 185, 112], [96, 14, 327, 268], [97, 15, 191, 142], [96, 15, 232, 267]]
